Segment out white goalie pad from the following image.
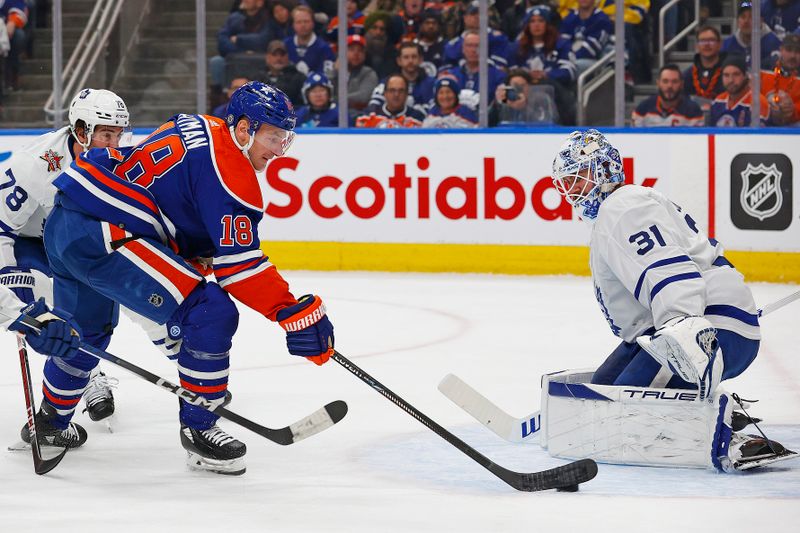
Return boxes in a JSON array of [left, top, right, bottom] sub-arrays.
[[540, 369, 734, 470]]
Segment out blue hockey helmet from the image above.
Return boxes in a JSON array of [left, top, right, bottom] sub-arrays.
[[226, 81, 297, 163], [302, 72, 334, 105], [551, 129, 625, 220], [226, 81, 297, 134]]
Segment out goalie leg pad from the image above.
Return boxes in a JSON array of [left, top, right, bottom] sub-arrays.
[[541, 369, 734, 470]]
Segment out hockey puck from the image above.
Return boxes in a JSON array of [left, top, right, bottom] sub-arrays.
[[556, 484, 579, 492]]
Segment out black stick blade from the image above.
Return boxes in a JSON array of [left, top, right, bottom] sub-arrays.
[[34, 447, 68, 475], [500, 459, 598, 492]]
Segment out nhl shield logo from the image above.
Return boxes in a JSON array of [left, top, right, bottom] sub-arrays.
[[739, 163, 782, 221], [148, 293, 164, 307]]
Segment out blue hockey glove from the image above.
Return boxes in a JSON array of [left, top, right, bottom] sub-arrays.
[[8, 298, 82, 360], [276, 294, 334, 365], [0, 266, 40, 304]]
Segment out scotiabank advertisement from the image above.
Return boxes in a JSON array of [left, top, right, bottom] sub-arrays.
[[2, 130, 798, 251], [260, 132, 689, 246]]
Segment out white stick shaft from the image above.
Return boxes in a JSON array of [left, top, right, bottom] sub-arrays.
[[759, 290, 800, 317]]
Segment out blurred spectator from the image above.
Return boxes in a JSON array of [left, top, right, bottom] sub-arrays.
[[285, 5, 336, 76], [252, 39, 306, 105], [210, 0, 271, 90], [389, 0, 425, 43], [1, 0, 28, 92], [761, 34, 800, 125], [632, 64, 704, 126], [337, 34, 379, 118], [212, 76, 251, 119], [560, 0, 613, 75], [502, 0, 540, 40], [422, 75, 478, 128], [355, 73, 425, 127], [489, 68, 560, 125], [442, 30, 507, 107], [507, 6, 577, 123], [414, 9, 446, 77], [442, 1, 510, 70], [326, 0, 366, 44], [683, 26, 727, 105], [363, 10, 398, 78], [267, 0, 295, 41], [598, 0, 652, 83], [722, 1, 781, 66], [708, 55, 769, 126], [762, 0, 800, 39], [364, 0, 403, 14], [296, 72, 340, 127], [370, 41, 435, 114]]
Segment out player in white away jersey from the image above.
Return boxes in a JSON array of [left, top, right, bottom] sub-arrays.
[[552, 129, 760, 397], [547, 130, 799, 470], [0, 89, 171, 445]]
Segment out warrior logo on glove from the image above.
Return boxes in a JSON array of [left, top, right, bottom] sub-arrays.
[[277, 294, 334, 366]]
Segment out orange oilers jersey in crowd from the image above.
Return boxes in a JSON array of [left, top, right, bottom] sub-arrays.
[[53, 114, 297, 321], [760, 67, 800, 123]]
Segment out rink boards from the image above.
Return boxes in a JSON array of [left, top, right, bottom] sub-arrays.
[[1, 128, 797, 282]]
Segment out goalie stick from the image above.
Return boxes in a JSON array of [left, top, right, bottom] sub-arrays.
[[17, 315, 348, 447], [438, 373, 540, 443], [17, 335, 67, 474], [440, 291, 800, 444], [331, 350, 597, 492]]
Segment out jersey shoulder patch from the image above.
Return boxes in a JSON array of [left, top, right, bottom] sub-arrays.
[[204, 116, 264, 212]]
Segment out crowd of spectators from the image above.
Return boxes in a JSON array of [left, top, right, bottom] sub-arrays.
[[632, 1, 800, 127], [1, 0, 33, 111]]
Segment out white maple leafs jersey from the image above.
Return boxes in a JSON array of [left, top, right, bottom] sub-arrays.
[[590, 185, 760, 343], [0, 127, 72, 267], [0, 127, 72, 328]]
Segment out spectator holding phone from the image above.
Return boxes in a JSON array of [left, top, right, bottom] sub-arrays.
[[489, 68, 559, 126]]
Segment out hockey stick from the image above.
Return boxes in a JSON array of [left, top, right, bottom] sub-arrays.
[[331, 350, 597, 492], [758, 289, 800, 317], [17, 335, 67, 474], [17, 315, 347, 446], [441, 291, 800, 445], [438, 373, 540, 444]]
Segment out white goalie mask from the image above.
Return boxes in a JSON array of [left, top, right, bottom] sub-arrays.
[[551, 129, 625, 220], [68, 88, 131, 149]]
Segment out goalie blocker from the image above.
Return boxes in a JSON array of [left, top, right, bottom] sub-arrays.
[[539, 369, 797, 471]]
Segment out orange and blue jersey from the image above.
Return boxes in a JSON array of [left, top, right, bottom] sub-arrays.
[[53, 114, 296, 320], [708, 90, 770, 127], [0, 0, 27, 28], [631, 95, 704, 127]]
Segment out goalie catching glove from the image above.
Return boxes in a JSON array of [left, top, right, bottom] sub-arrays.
[[8, 298, 82, 360], [636, 316, 723, 401], [277, 294, 334, 365]]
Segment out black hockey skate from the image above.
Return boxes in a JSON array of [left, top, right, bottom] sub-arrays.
[[82, 371, 118, 422], [20, 401, 87, 449], [180, 425, 247, 475], [723, 433, 798, 471]]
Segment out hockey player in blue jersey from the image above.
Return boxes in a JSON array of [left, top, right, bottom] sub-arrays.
[[40, 82, 335, 475], [549, 129, 796, 470]]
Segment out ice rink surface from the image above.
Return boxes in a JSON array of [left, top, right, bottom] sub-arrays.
[[0, 272, 797, 532]]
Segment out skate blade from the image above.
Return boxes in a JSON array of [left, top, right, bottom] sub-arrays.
[[185, 451, 246, 476], [734, 449, 799, 471]]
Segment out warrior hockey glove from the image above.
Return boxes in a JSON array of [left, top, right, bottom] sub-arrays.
[[8, 298, 82, 360], [636, 316, 724, 401], [276, 294, 334, 366]]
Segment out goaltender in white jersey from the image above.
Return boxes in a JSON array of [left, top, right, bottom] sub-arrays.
[[541, 129, 797, 471]]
